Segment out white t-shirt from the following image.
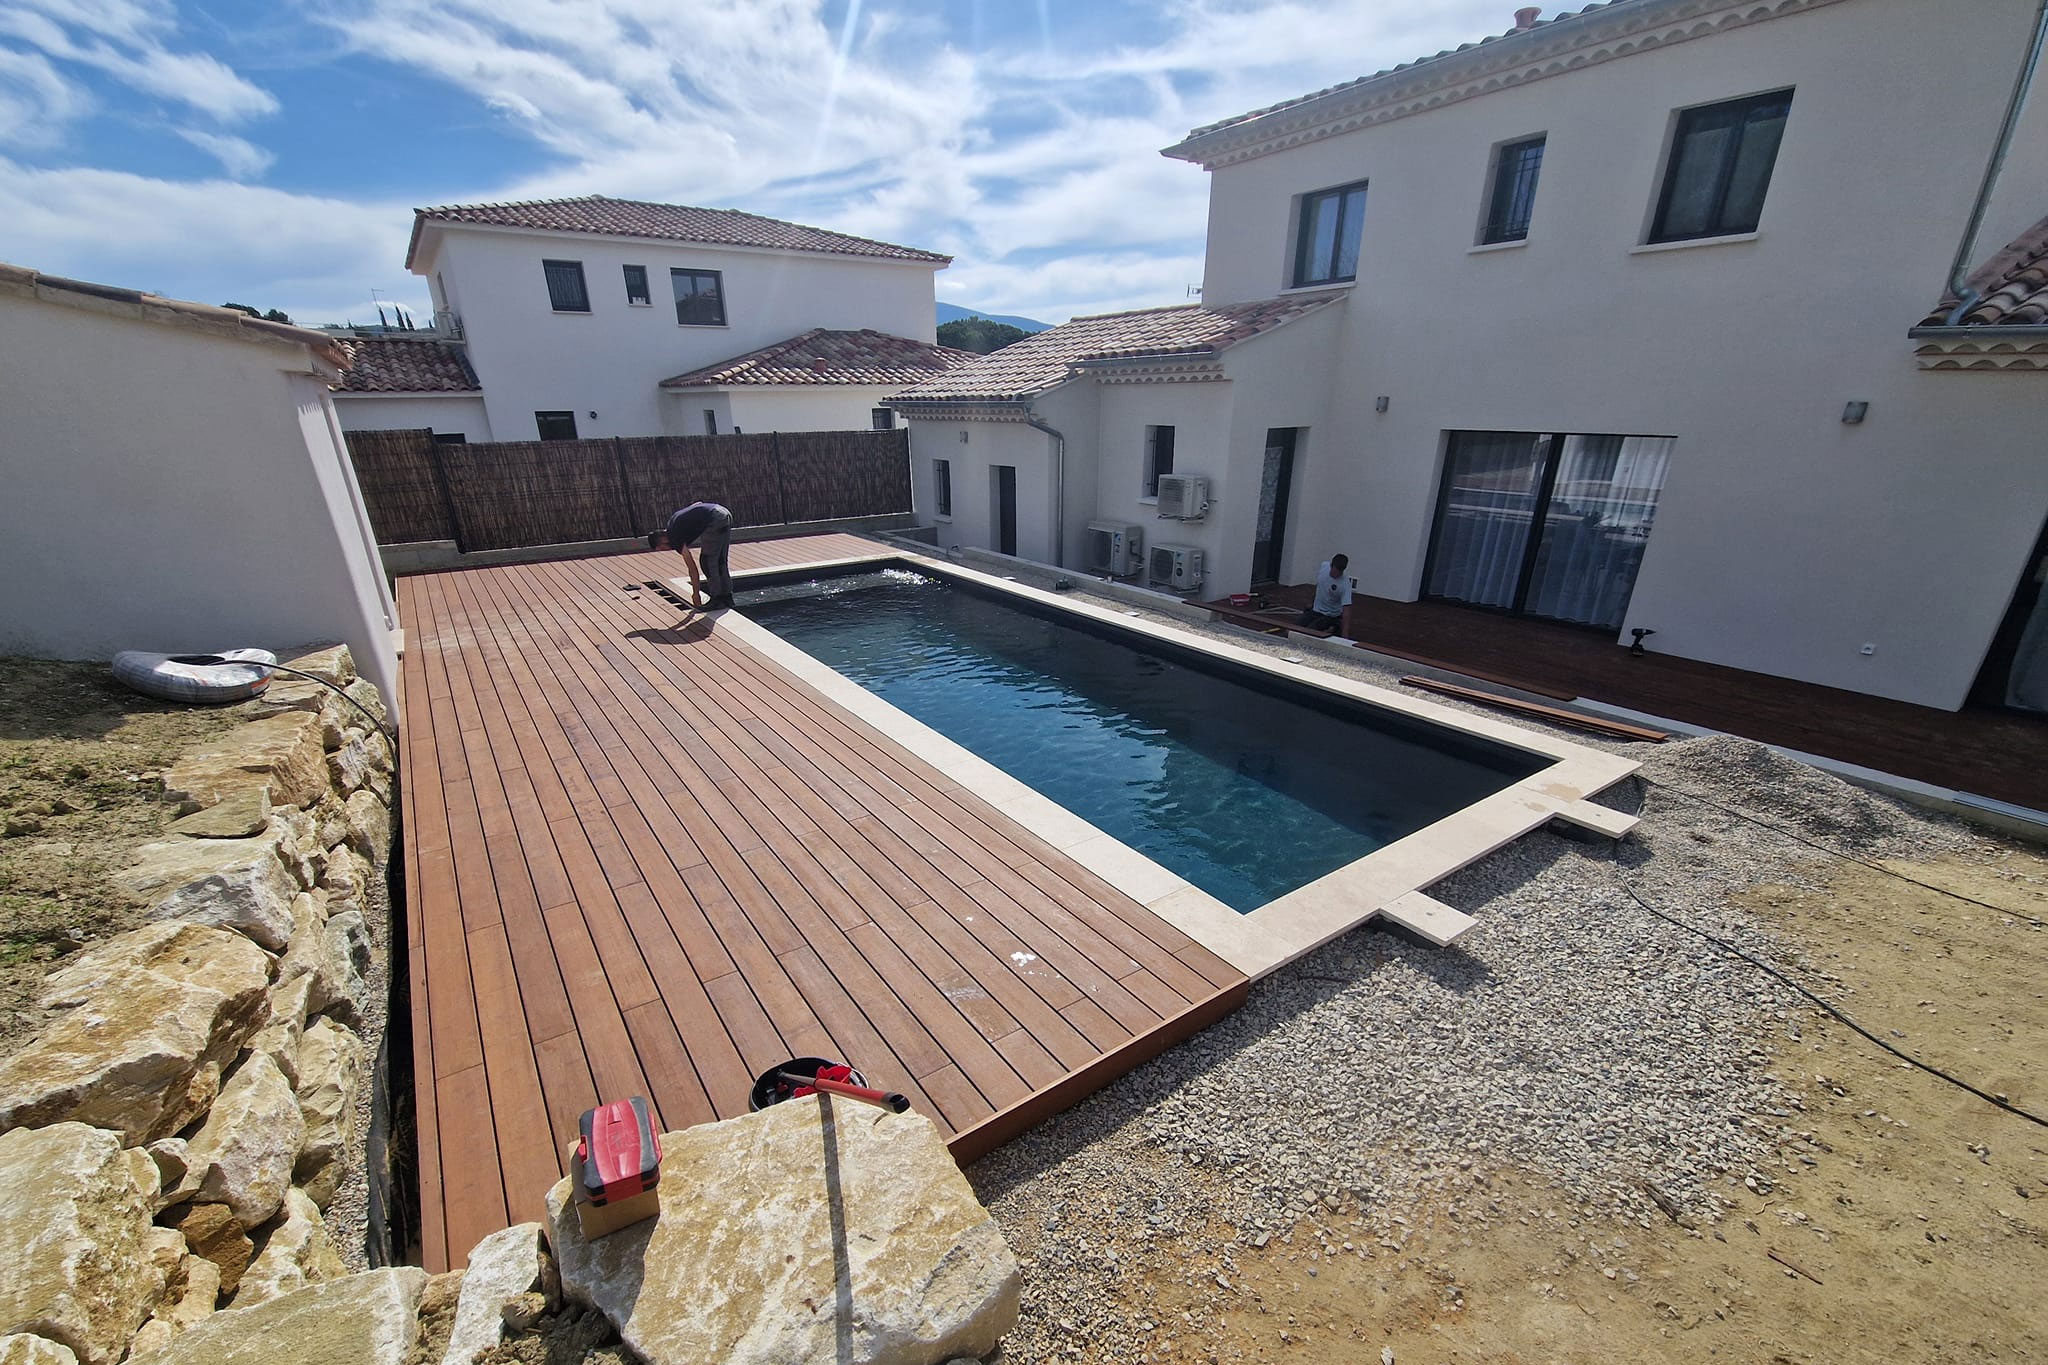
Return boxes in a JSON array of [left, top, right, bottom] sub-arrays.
[[1311, 561, 1353, 617]]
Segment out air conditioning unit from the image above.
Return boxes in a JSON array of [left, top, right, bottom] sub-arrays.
[[1149, 543, 1205, 593], [1155, 473, 1210, 521], [1085, 520, 1144, 576]]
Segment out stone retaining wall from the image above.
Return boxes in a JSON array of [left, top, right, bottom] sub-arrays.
[[0, 646, 396, 1363]]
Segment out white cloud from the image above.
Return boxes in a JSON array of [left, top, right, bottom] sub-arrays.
[[0, 0, 276, 122], [173, 127, 273, 179], [0, 46, 91, 147]]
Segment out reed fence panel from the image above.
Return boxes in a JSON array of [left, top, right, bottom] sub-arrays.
[[434, 440, 630, 552], [778, 429, 911, 523], [343, 428, 456, 545]]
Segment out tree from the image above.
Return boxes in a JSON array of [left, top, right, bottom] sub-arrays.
[[219, 303, 294, 324], [938, 317, 1028, 354]]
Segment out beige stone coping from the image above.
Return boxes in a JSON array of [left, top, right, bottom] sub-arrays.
[[704, 551, 1639, 980]]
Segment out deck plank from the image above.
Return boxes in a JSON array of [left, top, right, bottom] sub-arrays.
[[397, 536, 1247, 1268]]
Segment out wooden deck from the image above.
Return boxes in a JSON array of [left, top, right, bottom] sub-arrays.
[[1219, 585, 2047, 809], [396, 534, 1247, 1270]]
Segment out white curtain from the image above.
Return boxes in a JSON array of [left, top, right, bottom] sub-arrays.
[[1524, 435, 1674, 629], [1425, 432, 1544, 609]]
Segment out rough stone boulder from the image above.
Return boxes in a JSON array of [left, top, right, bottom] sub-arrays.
[[0, 1124, 169, 1365], [272, 808, 326, 889], [246, 973, 315, 1089], [234, 1190, 345, 1308], [341, 790, 392, 865], [439, 1222, 545, 1365], [159, 1204, 253, 1297], [292, 1017, 367, 1208], [160, 711, 328, 814], [0, 923, 271, 1144], [164, 787, 270, 840], [120, 830, 299, 951], [181, 1053, 304, 1228], [145, 1266, 427, 1365], [0, 1336, 81, 1364], [547, 1099, 1020, 1365]]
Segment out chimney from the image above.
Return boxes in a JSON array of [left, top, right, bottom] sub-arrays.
[[1513, 6, 1541, 29], [809, 355, 830, 373]]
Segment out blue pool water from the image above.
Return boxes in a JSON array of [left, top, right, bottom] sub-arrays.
[[743, 571, 1545, 912]]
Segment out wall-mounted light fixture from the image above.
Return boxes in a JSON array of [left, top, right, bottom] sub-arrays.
[[958, 429, 970, 443], [1841, 401, 1868, 424], [588, 410, 598, 420], [1374, 396, 1390, 413]]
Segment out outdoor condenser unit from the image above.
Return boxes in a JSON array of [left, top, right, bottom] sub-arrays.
[[1154, 473, 1210, 521], [1084, 520, 1144, 576], [1149, 543, 1205, 592]]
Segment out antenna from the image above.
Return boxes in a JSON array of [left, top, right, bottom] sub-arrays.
[[1186, 284, 1203, 298]]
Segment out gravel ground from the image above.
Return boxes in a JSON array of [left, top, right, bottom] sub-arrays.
[[328, 831, 393, 1275], [945, 568, 2009, 1364]]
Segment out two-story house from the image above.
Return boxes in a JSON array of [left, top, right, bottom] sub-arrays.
[[893, 0, 2048, 715], [332, 195, 961, 443]]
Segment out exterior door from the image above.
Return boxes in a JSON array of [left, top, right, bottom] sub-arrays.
[[992, 465, 1017, 557], [1251, 428, 1300, 586], [1970, 514, 2048, 712]]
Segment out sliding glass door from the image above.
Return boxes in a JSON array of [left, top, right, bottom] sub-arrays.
[[1424, 430, 1673, 630]]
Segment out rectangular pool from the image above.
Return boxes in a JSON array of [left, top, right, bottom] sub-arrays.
[[742, 570, 1547, 912]]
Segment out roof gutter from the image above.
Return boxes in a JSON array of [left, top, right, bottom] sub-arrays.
[[1023, 407, 1067, 569], [1907, 324, 2048, 340], [1942, 0, 2048, 325]]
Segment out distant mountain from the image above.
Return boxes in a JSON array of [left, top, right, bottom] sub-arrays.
[[936, 301, 1051, 333]]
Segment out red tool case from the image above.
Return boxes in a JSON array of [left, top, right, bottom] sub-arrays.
[[575, 1096, 661, 1206]]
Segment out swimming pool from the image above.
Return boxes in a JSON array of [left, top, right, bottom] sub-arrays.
[[742, 570, 1548, 912]]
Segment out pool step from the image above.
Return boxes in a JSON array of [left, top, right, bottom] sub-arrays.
[[1549, 799, 1639, 839], [1376, 891, 1477, 946]]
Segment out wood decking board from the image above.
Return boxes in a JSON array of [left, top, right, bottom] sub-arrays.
[[399, 536, 1247, 1269]]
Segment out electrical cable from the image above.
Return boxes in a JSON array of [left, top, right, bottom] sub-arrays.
[[1609, 863, 2047, 1130], [196, 659, 396, 753], [1636, 775, 2044, 925]]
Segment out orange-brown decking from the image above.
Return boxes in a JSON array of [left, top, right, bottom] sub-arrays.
[[396, 534, 1248, 1270]]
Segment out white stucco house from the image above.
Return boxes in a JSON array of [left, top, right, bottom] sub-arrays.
[[0, 264, 401, 707], [331, 195, 953, 443], [894, 0, 2048, 715]]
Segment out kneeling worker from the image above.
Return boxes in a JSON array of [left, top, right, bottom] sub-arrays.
[[647, 501, 735, 610], [1298, 552, 1352, 634]]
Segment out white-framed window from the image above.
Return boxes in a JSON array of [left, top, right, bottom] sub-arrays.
[[933, 458, 953, 518], [542, 259, 589, 312], [1292, 180, 1367, 287], [623, 264, 651, 305], [535, 410, 578, 441], [671, 268, 726, 326], [870, 408, 894, 430], [1480, 135, 1546, 244], [1649, 90, 1792, 243], [1142, 424, 1176, 498]]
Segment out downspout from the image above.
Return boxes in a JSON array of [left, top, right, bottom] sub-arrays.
[[1943, 0, 2048, 324], [1023, 406, 1067, 569]]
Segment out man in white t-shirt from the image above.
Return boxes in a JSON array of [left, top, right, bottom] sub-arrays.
[[1298, 553, 1352, 633]]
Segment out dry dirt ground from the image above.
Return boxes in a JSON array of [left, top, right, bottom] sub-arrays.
[[1128, 850, 2048, 1364], [0, 656, 249, 1056]]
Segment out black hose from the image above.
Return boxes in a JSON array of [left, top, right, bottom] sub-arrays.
[[192, 657, 396, 749]]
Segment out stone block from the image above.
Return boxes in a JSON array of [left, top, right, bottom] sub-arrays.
[[245, 974, 315, 1090], [159, 1205, 252, 1298], [341, 791, 392, 866], [145, 1267, 426, 1365], [234, 1190, 345, 1308], [547, 1100, 1020, 1365], [165, 788, 270, 840], [182, 1053, 304, 1229], [271, 809, 325, 890], [439, 1222, 543, 1365], [121, 833, 298, 952], [0, 1124, 168, 1365], [325, 736, 377, 798], [161, 712, 328, 814], [292, 1018, 367, 1209], [0, 1335, 80, 1364]]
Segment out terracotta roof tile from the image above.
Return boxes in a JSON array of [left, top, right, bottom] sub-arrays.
[[406, 195, 949, 269], [659, 329, 975, 389], [1921, 214, 2048, 328], [331, 337, 482, 393], [1167, 1, 1626, 155], [888, 293, 1346, 403]]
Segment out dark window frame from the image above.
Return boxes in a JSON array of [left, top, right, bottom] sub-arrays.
[[702, 409, 718, 436], [870, 407, 895, 431], [670, 268, 726, 326], [534, 410, 579, 441], [1142, 424, 1177, 498], [1649, 89, 1793, 243], [542, 259, 589, 313], [1291, 179, 1369, 288], [1480, 135, 1546, 244], [934, 458, 953, 518], [622, 264, 650, 305]]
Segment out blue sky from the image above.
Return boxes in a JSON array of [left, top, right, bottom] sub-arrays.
[[0, 0, 1509, 327]]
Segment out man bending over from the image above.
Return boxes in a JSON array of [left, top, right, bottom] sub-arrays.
[[647, 501, 735, 610]]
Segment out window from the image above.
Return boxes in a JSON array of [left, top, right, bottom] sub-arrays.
[[933, 458, 952, 517], [542, 260, 589, 312], [535, 410, 578, 441], [1481, 135, 1546, 244], [1142, 425, 1176, 498], [1292, 180, 1368, 287], [430, 432, 467, 445], [702, 409, 718, 436], [870, 408, 895, 431], [1422, 430, 1673, 630], [623, 264, 650, 305], [671, 268, 726, 326], [1650, 90, 1792, 242]]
